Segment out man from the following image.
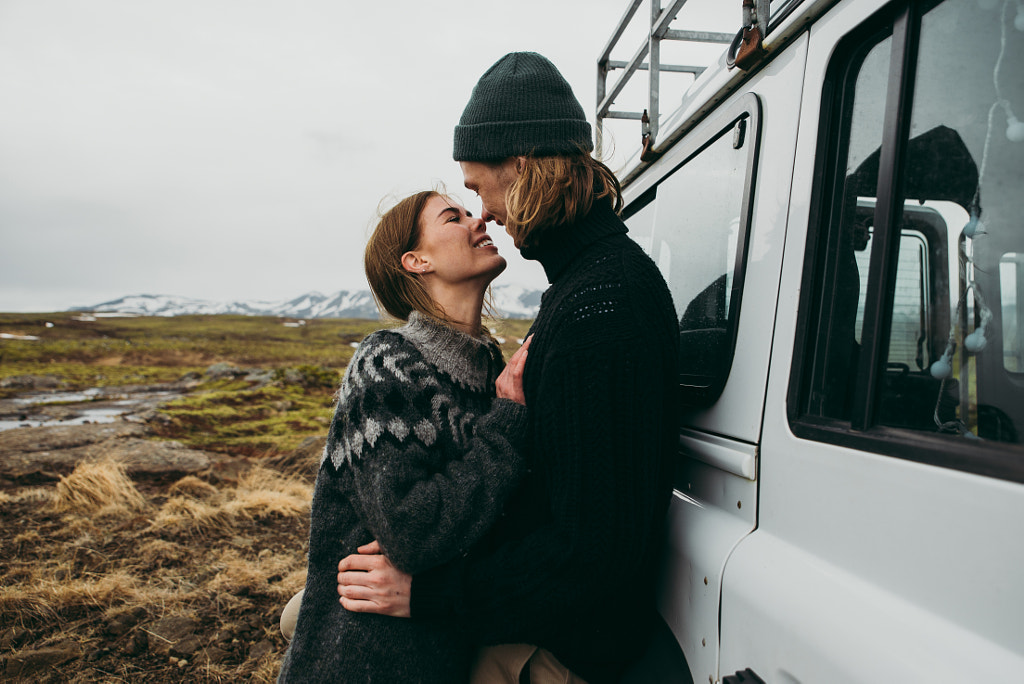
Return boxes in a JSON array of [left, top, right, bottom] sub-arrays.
[[338, 52, 679, 684]]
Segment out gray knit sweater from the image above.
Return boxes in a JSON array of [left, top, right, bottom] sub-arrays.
[[277, 312, 527, 684]]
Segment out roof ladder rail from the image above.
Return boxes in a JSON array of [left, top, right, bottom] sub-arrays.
[[596, 0, 735, 159]]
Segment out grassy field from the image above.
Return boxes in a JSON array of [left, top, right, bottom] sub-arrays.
[[0, 312, 533, 455], [0, 312, 532, 682]]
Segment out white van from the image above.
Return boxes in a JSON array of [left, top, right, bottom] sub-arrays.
[[600, 1, 1024, 682]]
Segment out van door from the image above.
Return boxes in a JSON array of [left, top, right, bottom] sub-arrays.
[[720, 0, 1024, 681], [621, 31, 810, 684]]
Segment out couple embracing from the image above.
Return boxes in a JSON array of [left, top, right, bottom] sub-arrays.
[[278, 52, 679, 684]]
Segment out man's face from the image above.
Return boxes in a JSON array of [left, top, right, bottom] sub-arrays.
[[459, 159, 519, 227]]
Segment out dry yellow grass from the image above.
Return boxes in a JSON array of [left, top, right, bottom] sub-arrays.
[[149, 496, 236, 537], [204, 547, 303, 602], [148, 467, 311, 538], [0, 456, 314, 681], [167, 475, 219, 500], [230, 466, 311, 519], [0, 570, 143, 623], [8, 486, 56, 505], [50, 458, 147, 516]]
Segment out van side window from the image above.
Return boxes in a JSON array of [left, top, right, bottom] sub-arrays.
[[794, 0, 1024, 481], [625, 101, 759, 406]]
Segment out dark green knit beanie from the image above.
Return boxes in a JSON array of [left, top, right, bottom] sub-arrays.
[[454, 52, 593, 162]]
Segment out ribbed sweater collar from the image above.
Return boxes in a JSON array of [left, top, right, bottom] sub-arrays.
[[394, 311, 498, 392], [520, 200, 627, 284]]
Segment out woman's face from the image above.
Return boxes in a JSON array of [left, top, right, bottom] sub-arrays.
[[408, 194, 506, 288]]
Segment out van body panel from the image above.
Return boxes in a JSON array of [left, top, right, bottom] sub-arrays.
[[661, 454, 757, 684], [719, 530, 1024, 683], [609, 0, 1024, 680], [714, 0, 1024, 679]]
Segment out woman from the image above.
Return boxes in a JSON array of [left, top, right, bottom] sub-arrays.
[[277, 190, 530, 683]]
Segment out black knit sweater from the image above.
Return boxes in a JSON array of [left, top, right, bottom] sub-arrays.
[[411, 201, 679, 684], [278, 313, 528, 684]]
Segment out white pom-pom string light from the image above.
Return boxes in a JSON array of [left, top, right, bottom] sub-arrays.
[[929, 239, 994, 436]]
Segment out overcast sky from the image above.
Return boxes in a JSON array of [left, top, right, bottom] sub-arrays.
[[0, 0, 735, 313]]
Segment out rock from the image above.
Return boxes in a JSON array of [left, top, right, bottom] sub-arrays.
[[213, 629, 235, 645], [244, 369, 275, 387], [90, 438, 218, 482], [279, 368, 304, 385], [0, 421, 220, 484], [0, 422, 148, 455], [0, 375, 63, 390], [145, 616, 199, 657], [248, 640, 274, 661], [86, 647, 109, 662], [205, 363, 245, 379], [1, 645, 81, 678], [171, 636, 203, 657], [199, 646, 230, 664], [202, 457, 254, 486], [0, 423, 149, 483], [123, 632, 148, 656], [105, 606, 147, 636], [138, 409, 173, 425], [0, 627, 31, 650]]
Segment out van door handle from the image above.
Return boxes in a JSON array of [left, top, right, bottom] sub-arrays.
[[722, 669, 765, 684]]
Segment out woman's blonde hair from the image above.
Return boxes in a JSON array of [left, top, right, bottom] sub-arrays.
[[364, 190, 448, 322], [503, 153, 623, 249]]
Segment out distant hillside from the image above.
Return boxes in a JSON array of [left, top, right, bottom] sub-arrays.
[[72, 284, 543, 320]]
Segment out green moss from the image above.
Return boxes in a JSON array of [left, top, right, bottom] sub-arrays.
[[154, 381, 337, 456]]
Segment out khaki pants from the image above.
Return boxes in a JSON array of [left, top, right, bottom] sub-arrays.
[[471, 644, 588, 684], [280, 589, 304, 641]]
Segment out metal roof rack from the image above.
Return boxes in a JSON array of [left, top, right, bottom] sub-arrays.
[[596, 0, 770, 159]]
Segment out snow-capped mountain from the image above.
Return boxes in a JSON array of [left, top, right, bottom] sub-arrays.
[[74, 285, 543, 319], [488, 283, 543, 319]]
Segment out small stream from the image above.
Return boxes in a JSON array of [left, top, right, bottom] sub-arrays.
[[0, 388, 180, 432]]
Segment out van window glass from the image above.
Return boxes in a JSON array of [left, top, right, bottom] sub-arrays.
[[806, 37, 891, 420], [624, 199, 656, 257], [1001, 253, 1022, 373], [646, 115, 753, 402], [650, 126, 746, 315], [799, 0, 1024, 477], [883, 0, 1023, 441], [854, 227, 932, 369]]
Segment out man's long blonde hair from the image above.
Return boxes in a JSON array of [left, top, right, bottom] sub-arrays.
[[503, 153, 623, 249]]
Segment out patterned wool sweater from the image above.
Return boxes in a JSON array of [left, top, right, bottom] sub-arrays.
[[411, 201, 680, 684], [278, 312, 527, 684]]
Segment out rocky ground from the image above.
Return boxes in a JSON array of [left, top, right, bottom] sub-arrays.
[[0, 376, 319, 682]]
